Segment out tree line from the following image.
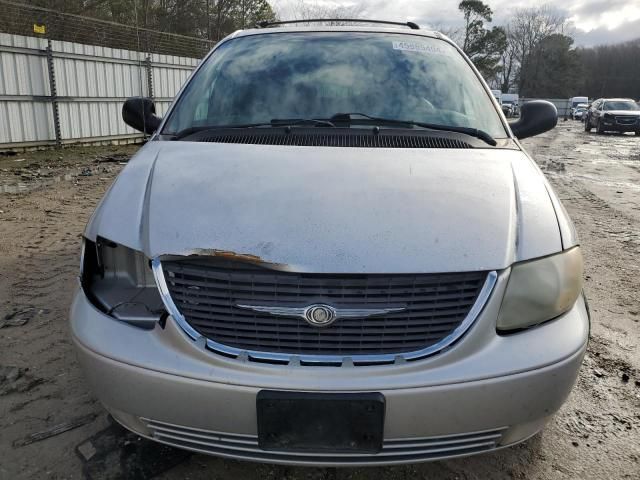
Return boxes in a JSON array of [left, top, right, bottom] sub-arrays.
[[21, 0, 640, 99], [24, 0, 276, 41], [453, 1, 639, 99]]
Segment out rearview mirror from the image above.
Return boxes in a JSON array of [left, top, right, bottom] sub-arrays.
[[122, 97, 162, 134], [509, 100, 557, 140]]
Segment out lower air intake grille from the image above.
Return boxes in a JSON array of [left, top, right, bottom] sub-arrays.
[[141, 418, 506, 465]]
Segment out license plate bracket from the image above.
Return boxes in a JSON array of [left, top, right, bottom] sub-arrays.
[[257, 391, 385, 453]]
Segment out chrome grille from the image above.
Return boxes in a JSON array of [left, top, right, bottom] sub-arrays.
[[615, 115, 638, 125], [140, 418, 506, 465], [161, 258, 488, 358]]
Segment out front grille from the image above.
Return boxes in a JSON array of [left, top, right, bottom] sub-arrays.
[[161, 258, 487, 359], [615, 116, 638, 125], [141, 418, 506, 465]]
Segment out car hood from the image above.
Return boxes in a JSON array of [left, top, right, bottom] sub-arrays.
[[86, 141, 563, 273]]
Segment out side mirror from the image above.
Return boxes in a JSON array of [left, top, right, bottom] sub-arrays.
[[509, 100, 557, 140], [122, 97, 162, 134]]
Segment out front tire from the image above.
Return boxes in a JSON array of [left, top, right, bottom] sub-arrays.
[[596, 120, 605, 134], [584, 116, 591, 132]]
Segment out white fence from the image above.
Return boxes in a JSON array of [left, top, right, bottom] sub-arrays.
[[0, 33, 200, 151], [520, 98, 577, 118]]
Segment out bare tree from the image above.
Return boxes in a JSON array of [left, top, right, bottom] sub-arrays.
[[283, 0, 365, 25], [506, 5, 567, 91], [499, 25, 519, 92], [429, 22, 463, 45]]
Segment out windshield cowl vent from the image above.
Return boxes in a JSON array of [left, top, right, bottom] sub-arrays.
[[192, 130, 474, 148]]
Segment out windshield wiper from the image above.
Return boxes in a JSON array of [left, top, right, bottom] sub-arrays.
[[271, 118, 336, 128], [169, 118, 335, 140], [330, 112, 497, 146]]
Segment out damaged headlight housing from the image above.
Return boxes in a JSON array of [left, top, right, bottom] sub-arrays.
[[497, 247, 583, 331], [80, 237, 164, 328]]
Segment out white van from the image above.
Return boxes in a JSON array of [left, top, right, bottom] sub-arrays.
[[570, 96, 589, 116]]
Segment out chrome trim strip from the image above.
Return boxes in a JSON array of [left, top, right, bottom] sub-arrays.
[[236, 303, 406, 323], [152, 430, 498, 457], [141, 417, 508, 443], [141, 417, 506, 461], [151, 258, 202, 341], [152, 258, 497, 366]]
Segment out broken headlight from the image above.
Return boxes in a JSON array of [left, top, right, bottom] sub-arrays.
[[497, 247, 583, 331], [80, 237, 164, 328]]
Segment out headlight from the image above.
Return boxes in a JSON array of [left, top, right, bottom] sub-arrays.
[[497, 247, 583, 331], [80, 237, 164, 328]]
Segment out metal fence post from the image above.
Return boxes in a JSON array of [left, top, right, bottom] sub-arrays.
[[45, 38, 62, 147], [145, 55, 154, 99]]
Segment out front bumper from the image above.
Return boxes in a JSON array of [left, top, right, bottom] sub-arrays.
[[70, 276, 589, 466], [601, 120, 639, 132]]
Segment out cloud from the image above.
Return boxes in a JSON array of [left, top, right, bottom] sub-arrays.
[[572, 18, 640, 47], [568, 0, 629, 18], [271, 0, 638, 46]]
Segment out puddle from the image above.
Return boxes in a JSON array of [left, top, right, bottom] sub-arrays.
[[548, 171, 640, 191], [0, 163, 119, 194], [76, 419, 190, 480], [1, 173, 76, 194]]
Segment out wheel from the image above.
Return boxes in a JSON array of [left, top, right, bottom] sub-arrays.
[[584, 116, 591, 132], [636, 130, 640, 136], [596, 120, 604, 134]]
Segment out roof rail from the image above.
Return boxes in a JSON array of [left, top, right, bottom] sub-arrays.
[[257, 19, 420, 30]]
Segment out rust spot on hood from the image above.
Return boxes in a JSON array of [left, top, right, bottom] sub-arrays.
[[188, 248, 263, 262], [172, 248, 294, 271]]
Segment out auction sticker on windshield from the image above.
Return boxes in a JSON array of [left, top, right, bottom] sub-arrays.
[[392, 41, 447, 55]]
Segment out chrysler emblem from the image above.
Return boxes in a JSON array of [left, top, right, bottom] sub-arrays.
[[304, 304, 337, 327], [235, 303, 406, 328]]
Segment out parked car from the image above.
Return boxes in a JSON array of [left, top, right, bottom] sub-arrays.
[[502, 93, 520, 117], [502, 101, 519, 118], [71, 21, 588, 466], [585, 98, 640, 134], [573, 103, 588, 120], [569, 96, 589, 117], [491, 89, 502, 105]]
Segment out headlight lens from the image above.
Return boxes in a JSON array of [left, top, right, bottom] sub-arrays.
[[80, 237, 163, 328], [497, 247, 583, 331]]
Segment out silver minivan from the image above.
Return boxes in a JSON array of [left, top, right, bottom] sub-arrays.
[[71, 21, 589, 466]]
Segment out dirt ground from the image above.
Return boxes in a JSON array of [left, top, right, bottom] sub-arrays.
[[1, 123, 639, 479]]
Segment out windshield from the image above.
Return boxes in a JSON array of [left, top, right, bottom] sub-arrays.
[[163, 32, 507, 138], [603, 101, 639, 111]]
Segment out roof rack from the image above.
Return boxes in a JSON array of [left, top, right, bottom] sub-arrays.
[[257, 19, 420, 30]]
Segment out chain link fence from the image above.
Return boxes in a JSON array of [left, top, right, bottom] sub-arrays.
[[0, 0, 214, 58], [1, 1, 212, 150]]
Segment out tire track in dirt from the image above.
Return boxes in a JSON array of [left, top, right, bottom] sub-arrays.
[[0, 149, 130, 479], [2, 132, 640, 479]]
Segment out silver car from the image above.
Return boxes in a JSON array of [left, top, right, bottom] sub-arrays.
[[71, 21, 589, 466]]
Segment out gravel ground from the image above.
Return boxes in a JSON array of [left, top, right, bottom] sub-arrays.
[[0, 123, 639, 479]]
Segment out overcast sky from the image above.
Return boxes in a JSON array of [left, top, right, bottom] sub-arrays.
[[272, 0, 640, 47]]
